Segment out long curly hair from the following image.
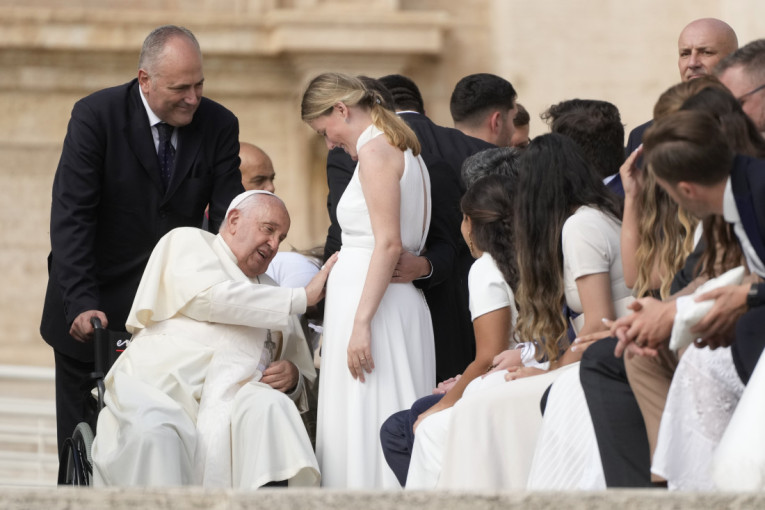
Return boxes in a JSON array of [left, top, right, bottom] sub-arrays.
[[632, 77, 729, 298], [460, 175, 518, 290], [632, 170, 697, 298], [301, 72, 421, 156], [514, 133, 622, 362]]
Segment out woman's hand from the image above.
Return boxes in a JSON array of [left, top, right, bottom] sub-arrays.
[[432, 375, 461, 394], [484, 349, 522, 376], [505, 366, 547, 381], [620, 144, 644, 198], [305, 252, 338, 306], [571, 326, 612, 354], [347, 321, 375, 382]]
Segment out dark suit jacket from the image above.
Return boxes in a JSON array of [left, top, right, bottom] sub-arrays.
[[727, 154, 765, 383], [625, 120, 652, 172], [399, 112, 494, 191], [323, 113, 496, 380], [626, 120, 652, 153], [730, 154, 765, 269], [40, 79, 244, 361], [606, 173, 625, 197]]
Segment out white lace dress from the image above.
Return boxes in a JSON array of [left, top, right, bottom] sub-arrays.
[[651, 345, 744, 490], [316, 124, 435, 489]]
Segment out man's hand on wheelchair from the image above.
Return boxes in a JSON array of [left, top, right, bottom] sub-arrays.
[[70, 310, 108, 342]]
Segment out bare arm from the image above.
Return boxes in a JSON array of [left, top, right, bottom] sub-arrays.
[[620, 146, 662, 290], [347, 138, 406, 382], [555, 272, 614, 367], [415, 307, 511, 429]]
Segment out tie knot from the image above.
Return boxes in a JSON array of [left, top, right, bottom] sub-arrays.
[[156, 122, 173, 142]]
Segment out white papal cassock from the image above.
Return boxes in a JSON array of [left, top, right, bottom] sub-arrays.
[[91, 227, 319, 488]]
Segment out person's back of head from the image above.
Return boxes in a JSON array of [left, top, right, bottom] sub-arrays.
[[510, 103, 531, 148], [680, 86, 765, 158], [653, 76, 729, 120], [715, 38, 765, 82], [301, 72, 420, 155], [461, 147, 521, 189], [715, 39, 765, 132], [460, 174, 518, 289], [543, 99, 625, 180], [378, 74, 425, 114], [450, 73, 517, 146], [358, 75, 397, 112], [643, 110, 733, 186]]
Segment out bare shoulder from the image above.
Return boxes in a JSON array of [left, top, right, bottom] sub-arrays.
[[358, 134, 405, 180]]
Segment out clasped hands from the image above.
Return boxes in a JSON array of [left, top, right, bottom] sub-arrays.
[[573, 283, 750, 359]]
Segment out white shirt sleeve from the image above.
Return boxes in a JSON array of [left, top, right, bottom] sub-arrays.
[[266, 252, 320, 288], [561, 208, 615, 281], [181, 280, 307, 330], [468, 253, 513, 321]]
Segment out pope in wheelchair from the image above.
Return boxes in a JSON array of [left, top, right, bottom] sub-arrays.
[[91, 191, 335, 488]]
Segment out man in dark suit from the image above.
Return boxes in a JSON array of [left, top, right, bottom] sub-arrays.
[[450, 73, 518, 148], [624, 18, 738, 155], [41, 25, 244, 480], [580, 18, 739, 487]]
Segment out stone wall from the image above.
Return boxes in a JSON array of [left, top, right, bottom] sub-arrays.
[[1, 0, 763, 366]]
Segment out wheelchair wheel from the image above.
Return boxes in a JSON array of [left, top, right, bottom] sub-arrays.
[[60, 422, 95, 486]]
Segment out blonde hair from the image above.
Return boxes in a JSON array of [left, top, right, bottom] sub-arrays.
[[633, 170, 697, 299], [630, 79, 730, 298], [301, 72, 420, 155]]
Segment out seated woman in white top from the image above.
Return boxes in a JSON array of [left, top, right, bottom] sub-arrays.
[[421, 133, 631, 490], [380, 174, 519, 487]]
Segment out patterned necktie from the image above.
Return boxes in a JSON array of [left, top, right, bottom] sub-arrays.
[[156, 122, 175, 190]]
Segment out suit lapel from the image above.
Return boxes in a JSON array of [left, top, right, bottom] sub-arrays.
[[125, 82, 164, 194], [169, 117, 203, 197], [732, 156, 765, 265]]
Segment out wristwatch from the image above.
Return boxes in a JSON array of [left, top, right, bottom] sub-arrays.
[[747, 283, 764, 309]]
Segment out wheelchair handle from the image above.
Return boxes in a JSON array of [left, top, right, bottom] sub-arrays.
[[90, 316, 104, 330]]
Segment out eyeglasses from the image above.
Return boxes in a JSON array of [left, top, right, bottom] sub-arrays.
[[736, 83, 765, 105]]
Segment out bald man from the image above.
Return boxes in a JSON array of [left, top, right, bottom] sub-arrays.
[[678, 18, 738, 81], [626, 18, 738, 152], [240, 142, 276, 192]]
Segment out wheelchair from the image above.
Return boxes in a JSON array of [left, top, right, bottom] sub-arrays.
[[59, 317, 131, 486]]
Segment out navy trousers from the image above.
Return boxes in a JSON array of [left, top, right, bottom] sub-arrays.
[[380, 393, 443, 487]]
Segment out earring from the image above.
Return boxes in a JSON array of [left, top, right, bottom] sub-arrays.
[[467, 233, 475, 257]]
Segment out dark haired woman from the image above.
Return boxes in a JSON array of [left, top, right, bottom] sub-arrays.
[[393, 175, 521, 487], [435, 133, 633, 490]]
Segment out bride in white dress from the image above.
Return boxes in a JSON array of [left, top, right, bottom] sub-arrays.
[[301, 72, 435, 489]]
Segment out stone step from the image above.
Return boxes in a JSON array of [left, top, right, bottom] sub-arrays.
[[1, 487, 765, 510]]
